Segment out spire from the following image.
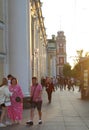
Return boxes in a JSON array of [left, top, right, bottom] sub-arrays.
[[60, 16, 62, 31]]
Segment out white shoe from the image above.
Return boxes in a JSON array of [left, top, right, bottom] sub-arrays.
[[5, 121, 12, 126], [38, 120, 42, 124], [0, 123, 6, 127], [26, 120, 33, 125]]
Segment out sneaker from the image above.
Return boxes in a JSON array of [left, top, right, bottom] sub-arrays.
[[0, 123, 6, 127], [26, 120, 33, 125], [5, 121, 12, 126], [38, 120, 42, 124]]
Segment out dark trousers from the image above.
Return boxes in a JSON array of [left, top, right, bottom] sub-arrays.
[[47, 91, 52, 103]]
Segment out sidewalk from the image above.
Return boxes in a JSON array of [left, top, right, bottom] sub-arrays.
[[2, 87, 89, 130]]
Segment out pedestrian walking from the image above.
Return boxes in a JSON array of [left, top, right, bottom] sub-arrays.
[[0, 78, 12, 127], [41, 76, 46, 88], [8, 77, 24, 124], [26, 77, 43, 126], [53, 76, 57, 90], [45, 77, 55, 103]]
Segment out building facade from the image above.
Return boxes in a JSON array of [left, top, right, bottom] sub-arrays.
[[31, 0, 47, 80], [0, 0, 47, 95], [56, 31, 67, 76], [47, 35, 56, 77]]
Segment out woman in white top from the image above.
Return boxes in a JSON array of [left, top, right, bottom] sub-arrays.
[[0, 78, 12, 127]]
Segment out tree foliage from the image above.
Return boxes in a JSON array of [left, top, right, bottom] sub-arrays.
[[72, 49, 83, 79], [63, 63, 71, 77], [63, 50, 89, 79], [72, 63, 81, 79]]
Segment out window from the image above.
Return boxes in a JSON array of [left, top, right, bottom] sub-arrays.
[[59, 67, 63, 74], [59, 48, 64, 54], [59, 57, 64, 64]]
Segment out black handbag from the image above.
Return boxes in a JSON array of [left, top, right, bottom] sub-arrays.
[[15, 96, 21, 102]]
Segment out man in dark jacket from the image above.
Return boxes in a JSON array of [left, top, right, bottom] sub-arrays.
[[45, 77, 55, 103]]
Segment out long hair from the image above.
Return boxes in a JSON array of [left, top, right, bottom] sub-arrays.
[[0, 78, 8, 87], [11, 77, 18, 85]]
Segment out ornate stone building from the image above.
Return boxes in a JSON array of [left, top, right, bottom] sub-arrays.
[[0, 0, 47, 95], [47, 31, 67, 77], [31, 0, 47, 80], [56, 31, 67, 76]]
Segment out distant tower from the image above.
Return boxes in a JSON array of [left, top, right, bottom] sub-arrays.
[[56, 31, 67, 76]]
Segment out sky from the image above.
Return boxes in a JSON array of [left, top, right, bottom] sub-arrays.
[[41, 0, 89, 67]]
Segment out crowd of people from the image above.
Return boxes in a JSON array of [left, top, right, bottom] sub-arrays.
[[41, 76, 77, 104], [0, 74, 78, 127], [41, 76, 77, 91]]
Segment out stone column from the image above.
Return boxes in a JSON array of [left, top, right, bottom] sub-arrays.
[[8, 0, 32, 95]]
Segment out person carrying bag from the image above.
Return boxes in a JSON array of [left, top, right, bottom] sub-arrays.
[[26, 77, 43, 126]]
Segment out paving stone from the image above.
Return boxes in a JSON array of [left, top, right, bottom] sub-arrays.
[[2, 88, 89, 130]]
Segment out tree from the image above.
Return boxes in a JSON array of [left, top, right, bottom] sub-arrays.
[[72, 63, 81, 79], [76, 49, 83, 58], [85, 52, 89, 57], [75, 49, 83, 64], [70, 50, 89, 79], [72, 49, 83, 79], [63, 63, 72, 77]]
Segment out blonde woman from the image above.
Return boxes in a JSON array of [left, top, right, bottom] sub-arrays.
[[0, 78, 12, 127]]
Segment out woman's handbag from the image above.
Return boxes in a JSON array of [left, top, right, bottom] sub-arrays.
[[15, 96, 21, 102]]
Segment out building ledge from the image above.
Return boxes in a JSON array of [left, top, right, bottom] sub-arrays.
[[0, 21, 5, 29]]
